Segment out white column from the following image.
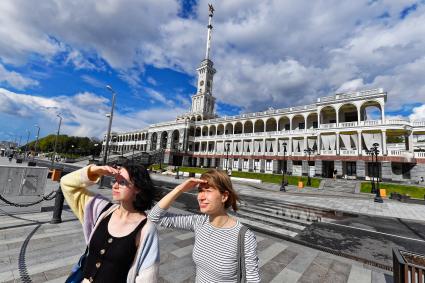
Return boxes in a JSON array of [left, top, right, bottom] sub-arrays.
[[336, 132, 340, 155], [317, 133, 321, 155], [357, 131, 362, 155], [263, 138, 266, 155], [408, 131, 414, 152], [288, 137, 293, 156], [382, 130, 387, 155]]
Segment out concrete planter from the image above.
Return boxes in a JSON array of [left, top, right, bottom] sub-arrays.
[[393, 248, 425, 283]]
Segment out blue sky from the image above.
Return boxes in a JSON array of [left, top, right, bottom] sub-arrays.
[[1, 0, 425, 144]]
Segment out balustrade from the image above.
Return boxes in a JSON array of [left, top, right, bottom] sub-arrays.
[[319, 123, 337, 129], [340, 149, 357, 156], [321, 150, 336, 155], [414, 152, 425, 158]]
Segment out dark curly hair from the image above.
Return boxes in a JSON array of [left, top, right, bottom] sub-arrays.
[[120, 160, 155, 212]]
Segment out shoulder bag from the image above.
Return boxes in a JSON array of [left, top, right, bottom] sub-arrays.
[[237, 225, 248, 283]]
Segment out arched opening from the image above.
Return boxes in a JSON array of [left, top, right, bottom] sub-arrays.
[[202, 126, 208, 136], [244, 121, 253, 133], [225, 123, 233, 135], [339, 103, 358, 123], [254, 120, 265, 133], [195, 127, 201, 137], [320, 106, 337, 125], [171, 130, 180, 150], [265, 118, 277, 132], [278, 117, 290, 131], [150, 132, 158, 150], [160, 131, 168, 149], [306, 113, 318, 129], [360, 101, 382, 121], [292, 115, 305, 130], [191, 116, 196, 121], [217, 124, 224, 135], [188, 127, 195, 137], [209, 125, 216, 136], [197, 115, 202, 121], [234, 122, 243, 134]]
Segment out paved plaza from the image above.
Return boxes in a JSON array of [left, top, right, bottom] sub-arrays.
[[3, 158, 425, 282], [0, 209, 393, 283]]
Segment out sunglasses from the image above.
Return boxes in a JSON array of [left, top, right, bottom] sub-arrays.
[[110, 177, 132, 187]]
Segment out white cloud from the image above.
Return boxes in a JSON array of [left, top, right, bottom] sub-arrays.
[[0, 63, 38, 90], [409, 105, 425, 121], [0, 0, 425, 116], [145, 88, 174, 106], [0, 87, 186, 138]]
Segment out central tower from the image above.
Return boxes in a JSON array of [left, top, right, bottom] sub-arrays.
[[190, 4, 217, 120]]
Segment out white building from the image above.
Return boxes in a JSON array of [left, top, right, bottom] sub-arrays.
[[103, 5, 425, 183]]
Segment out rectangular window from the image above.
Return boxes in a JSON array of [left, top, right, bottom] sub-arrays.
[[266, 160, 272, 170], [233, 159, 238, 169], [254, 159, 260, 172], [243, 159, 248, 169]]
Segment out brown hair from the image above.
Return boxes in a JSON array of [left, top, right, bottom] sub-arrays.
[[200, 169, 239, 211]]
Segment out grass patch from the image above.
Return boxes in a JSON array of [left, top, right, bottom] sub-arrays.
[[361, 182, 425, 199], [176, 166, 320, 188]]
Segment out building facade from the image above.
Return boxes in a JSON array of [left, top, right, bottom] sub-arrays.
[[102, 5, 425, 183]]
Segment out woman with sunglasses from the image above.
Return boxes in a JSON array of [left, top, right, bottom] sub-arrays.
[[61, 161, 159, 282], [148, 169, 260, 282]]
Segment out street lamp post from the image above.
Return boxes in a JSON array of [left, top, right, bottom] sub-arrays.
[[175, 142, 182, 179], [51, 114, 62, 167], [280, 142, 287, 191], [34, 124, 40, 157], [103, 85, 116, 165], [367, 143, 383, 203], [225, 142, 230, 172], [304, 147, 315, 186], [24, 129, 30, 160]]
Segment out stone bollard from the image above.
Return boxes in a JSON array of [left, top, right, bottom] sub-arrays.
[[50, 185, 64, 224]]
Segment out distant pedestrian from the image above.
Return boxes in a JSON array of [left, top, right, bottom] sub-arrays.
[[148, 170, 261, 282], [333, 169, 337, 180], [61, 161, 159, 282], [227, 168, 232, 177], [421, 176, 424, 183]]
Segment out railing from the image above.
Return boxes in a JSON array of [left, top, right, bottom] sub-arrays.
[[321, 150, 336, 155], [339, 122, 357, 127], [386, 119, 410, 125], [264, 152, 275, 156], [360, 120, 382, 126], [319, 123, 337, 129], [414, 152, 425, 158], [340, 150, 357, 156], [412, 121, 425, 127], [388, 150, 407, 156], [293, 152, 305, 156]]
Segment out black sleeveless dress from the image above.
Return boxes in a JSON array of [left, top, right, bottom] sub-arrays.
[[82, 213, 147, 282]]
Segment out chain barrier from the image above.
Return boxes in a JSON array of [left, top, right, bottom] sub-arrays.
[[0, 191, 57, 207]]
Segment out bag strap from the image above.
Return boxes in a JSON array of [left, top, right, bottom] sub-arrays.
[[237, 225, 248, 283]]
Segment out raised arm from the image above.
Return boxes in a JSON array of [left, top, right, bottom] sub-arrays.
[[60, 165, 118, 223], [156, 178, 206, 210], [148, 178, 207, 231]]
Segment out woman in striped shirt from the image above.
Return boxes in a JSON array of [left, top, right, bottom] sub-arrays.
[[148, 169, 261, 282]]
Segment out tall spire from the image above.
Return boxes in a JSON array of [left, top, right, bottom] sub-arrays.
[[205, 4, 214, 60]]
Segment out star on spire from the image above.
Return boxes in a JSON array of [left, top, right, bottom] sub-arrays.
[[208, 4, 214, 15]]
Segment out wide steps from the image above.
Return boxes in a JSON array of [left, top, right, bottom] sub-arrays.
[[236, 209, 306, 233]]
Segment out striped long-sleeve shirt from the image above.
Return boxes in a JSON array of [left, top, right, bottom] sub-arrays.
[[148, 204, 261, 283]]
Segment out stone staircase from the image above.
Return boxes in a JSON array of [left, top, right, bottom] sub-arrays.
[[232, 198, 333, 239], [321, 179, 359, 194]]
